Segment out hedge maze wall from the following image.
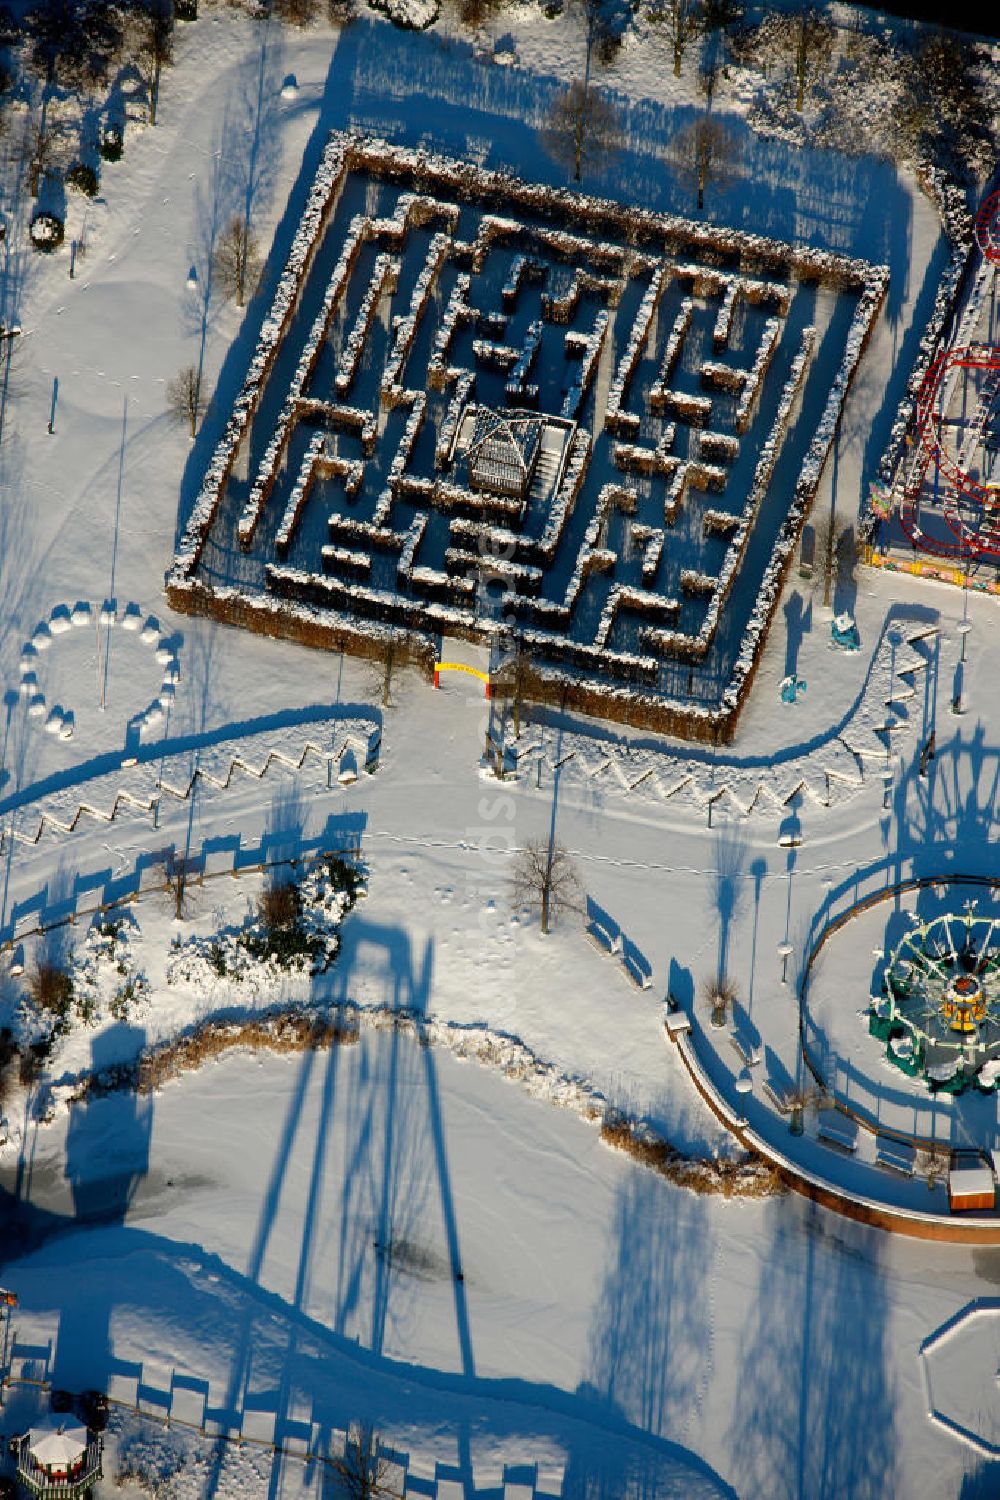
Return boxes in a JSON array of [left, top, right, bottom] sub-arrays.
[[169, 133, 887, 740]]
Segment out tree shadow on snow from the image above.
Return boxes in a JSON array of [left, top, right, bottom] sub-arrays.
[[726, 1198, 896, 1500], [565, 1165, 729, 1497]]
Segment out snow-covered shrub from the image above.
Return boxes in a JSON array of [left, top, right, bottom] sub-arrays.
[[681, 569, 717, 597], [712, 278, 740, 349], [386, 393, 426, 490], [167, 856, 363, 989], [28, 960, 73, 1020], [699, 430, 739, 462], [99, 123, 123, 162], [66, 161, 99, 197], [562, 308, 608, 420], [366, 0, 439, 27], [29, 213, 64, 252], [659, 390, 712, 427], [429, 274, 472, 387], [382, 231, 450, 398], [72, 918, 151, 1026], [702, 508, 740, 537], [874, 160, 974, 502]]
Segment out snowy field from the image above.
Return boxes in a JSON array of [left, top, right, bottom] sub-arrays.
[[0, 1, 999, 1496]]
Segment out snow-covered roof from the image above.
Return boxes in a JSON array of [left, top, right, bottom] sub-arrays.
[[27, 1422, 89, 1468], [466, 408, 543, 477]]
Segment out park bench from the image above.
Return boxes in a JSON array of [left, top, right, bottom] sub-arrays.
[[729, 1032, 762, 1069], [875, 1135, 915, 1177], [817, 1110, 858, 1154]]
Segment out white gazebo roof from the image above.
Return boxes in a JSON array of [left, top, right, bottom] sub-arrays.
[[27, 1421, 89, 1468]]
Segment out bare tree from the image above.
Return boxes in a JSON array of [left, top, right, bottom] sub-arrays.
[[811, 515, 857, 609], [29, 959, 74, 1020], [785, 1081, 829, 1136], [698, 49, 721, 106], [701, 0, 741, 37], [130, 2, 173, 126], [580, 0, 629, 70], [498, 637, 533, 739], [912, 33, 992, 178], [368, 636, 399, 709], [22, 115, 58, 197], [760, 4, 834, 112], [271, 0, 320, 23], [670, 114, 734, 210], [328, 1424, 400, 1500], [27, 0, 124, 93], [700, 970, 737, 1029], [791, 6, 833, 111], [258, 878, 301, 935], [651, 0, 703, 78], [212, 214, 261, 308], [541, 79, 622, 184], [511, 838, 582, 936], [812, 514, 837, 608], [728, 5, 832, 112], [698, 0, 742, 104], [167, 364, 206, 439], [0, 1026, 16, 1116], [915, 1146, 949, 1190], [451, 0, 497, 28], [0, 58, 13, 126], [166, 858, 187, 921]]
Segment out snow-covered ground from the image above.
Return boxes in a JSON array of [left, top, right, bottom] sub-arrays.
[[7, 1027, 1000, 1499], [0, 2, 999, 1496]]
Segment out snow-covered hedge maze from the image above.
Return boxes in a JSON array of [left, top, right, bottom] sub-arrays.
[[169, 132, 887, 741]]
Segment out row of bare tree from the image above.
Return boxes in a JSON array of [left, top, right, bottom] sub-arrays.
[[5, 0, 176, 203], [168, 215, 261, 436], [541, 0, 993, 192], [18, 0, 173, 108]]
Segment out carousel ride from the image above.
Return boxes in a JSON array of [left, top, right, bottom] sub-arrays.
[[869, 906, 1000, 1092]]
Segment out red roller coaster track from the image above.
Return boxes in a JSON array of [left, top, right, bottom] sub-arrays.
[[894, 192, 1000, 563], [975, 188, 1000, 265], [898, 342, 1000, 560]]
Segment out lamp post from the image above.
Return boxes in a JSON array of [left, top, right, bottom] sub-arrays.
[[958, 619, 972, 664], [778, 940, 793, 986], [0, 320, 21, 449]]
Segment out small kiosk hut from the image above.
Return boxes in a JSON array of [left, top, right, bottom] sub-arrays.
[[14, 1421, 102, 1500], [948, 1156, 996, 1213]]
